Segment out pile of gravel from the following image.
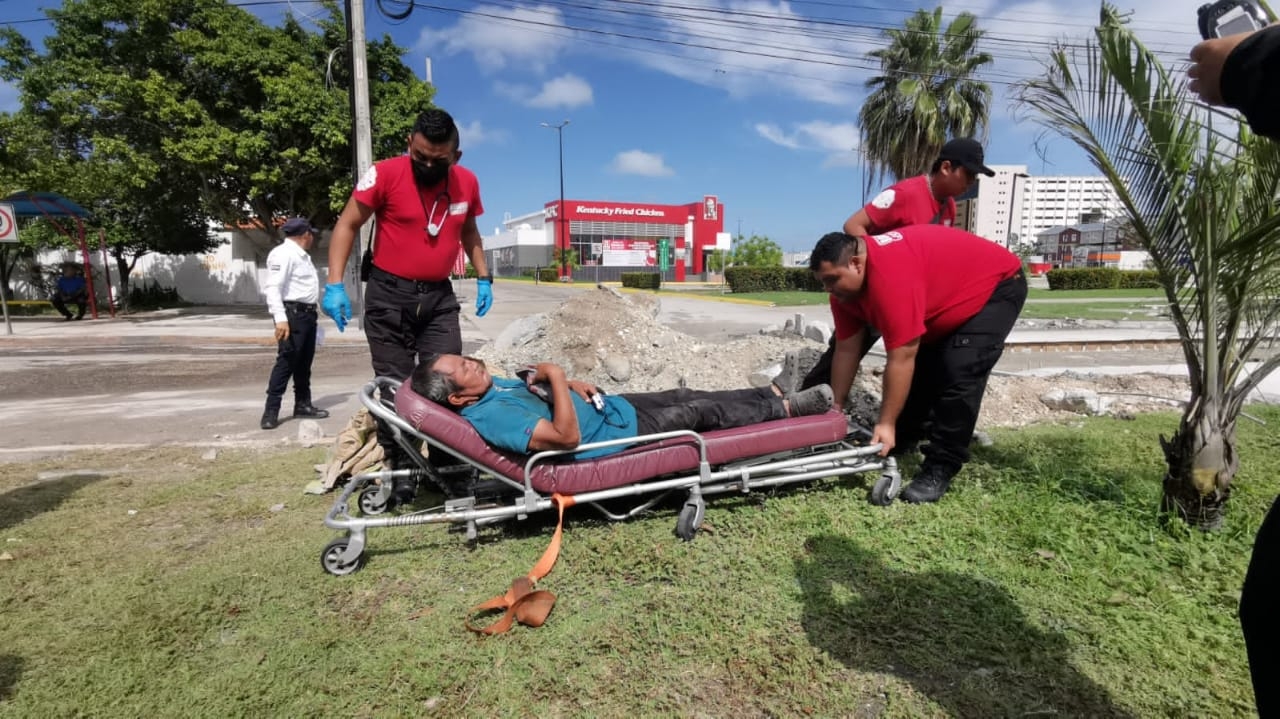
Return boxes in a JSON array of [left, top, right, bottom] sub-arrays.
[[474, 288, 880, 407]]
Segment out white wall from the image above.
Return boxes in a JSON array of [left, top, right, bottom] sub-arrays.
[[20, 226, 333, 306], [969, 165, 1029, 246]]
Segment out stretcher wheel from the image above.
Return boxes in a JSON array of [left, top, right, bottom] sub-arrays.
[[675, 499, 705, 541], [320, 536, 366, 576], [358, 487, 389, 515], [870, 473, 902, 507]]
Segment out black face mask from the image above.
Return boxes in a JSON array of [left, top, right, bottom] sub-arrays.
[[412, 158, 450, 187]]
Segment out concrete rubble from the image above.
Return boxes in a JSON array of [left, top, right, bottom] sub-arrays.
[[473, 288, 1195, 431]]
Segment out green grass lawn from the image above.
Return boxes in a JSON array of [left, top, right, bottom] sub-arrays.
[[1, 409, 1273, 717], [1019, 302, 1169, 321]]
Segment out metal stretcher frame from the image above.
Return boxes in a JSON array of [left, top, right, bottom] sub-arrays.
[[319, 378, 902, 576]]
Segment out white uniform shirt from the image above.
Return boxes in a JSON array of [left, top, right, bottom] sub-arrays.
[[264, 238, 320, 323]]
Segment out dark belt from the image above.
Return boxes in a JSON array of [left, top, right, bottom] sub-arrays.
[[284, 301, 316, 312], [369, 264, 451, 293]]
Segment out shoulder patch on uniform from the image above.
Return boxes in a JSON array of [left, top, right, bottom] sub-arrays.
[[356, 165, 377, 192], [871, 231, 904, 246], [870, 189, 896, 209]]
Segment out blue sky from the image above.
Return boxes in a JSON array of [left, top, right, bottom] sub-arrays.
[[0, 0, 1203, 251]]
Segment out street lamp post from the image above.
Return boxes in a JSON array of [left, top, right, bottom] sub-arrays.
[[1006, 172, 1030, 249], [541, 120, 570, 280]]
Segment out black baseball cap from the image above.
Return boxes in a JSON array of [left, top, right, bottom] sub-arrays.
[[938, 138, 995, 177], [281, 217, 317, 237]]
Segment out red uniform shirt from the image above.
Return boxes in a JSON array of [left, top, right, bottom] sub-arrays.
[[351, 155, 484, 281], [862, 175, 956, 233], [831, 225, 1021, 350]]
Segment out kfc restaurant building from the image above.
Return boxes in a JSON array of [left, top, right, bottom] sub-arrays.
[[544, 196, 727, 281]]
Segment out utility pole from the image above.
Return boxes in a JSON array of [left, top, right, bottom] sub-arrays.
[[344, 0, 374, 325], [541, 120, 570, 280]]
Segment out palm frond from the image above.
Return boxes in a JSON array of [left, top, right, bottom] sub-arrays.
[[1015, 2, 1280, 426]]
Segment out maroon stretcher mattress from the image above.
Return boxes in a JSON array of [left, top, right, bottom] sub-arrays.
[[394, 385, 850, 495]]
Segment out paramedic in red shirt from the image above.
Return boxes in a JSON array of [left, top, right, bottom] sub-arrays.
[[323, 108, 493, 505], [843, 137, 993, 237], [810, 226, 1026, 504], [801, 138, 995, 391]]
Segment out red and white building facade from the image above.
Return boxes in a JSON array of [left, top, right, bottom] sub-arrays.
[[542, 196, 726, 281]]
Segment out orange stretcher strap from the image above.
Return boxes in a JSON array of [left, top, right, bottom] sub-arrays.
[[464, 493, 576, 635]]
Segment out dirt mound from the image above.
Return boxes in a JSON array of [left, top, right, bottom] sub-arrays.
[[475, 288, 1192, 430], [476, 288, 828, 393]]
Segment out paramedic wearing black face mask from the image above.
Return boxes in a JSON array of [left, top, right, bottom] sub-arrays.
[[324, 108, 493, 506]]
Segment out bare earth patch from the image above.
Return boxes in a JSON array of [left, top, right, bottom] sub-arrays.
[[474, 288, 1191, 429]]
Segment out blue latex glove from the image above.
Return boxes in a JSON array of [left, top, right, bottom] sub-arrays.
[[475, 278, 493, 317], [322, 283, 351, 332]]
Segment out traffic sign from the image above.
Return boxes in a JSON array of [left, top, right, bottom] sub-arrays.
[[0, 204, 17, 243]]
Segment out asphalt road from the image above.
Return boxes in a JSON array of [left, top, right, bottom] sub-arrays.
[[0, 281, 1187, 461]]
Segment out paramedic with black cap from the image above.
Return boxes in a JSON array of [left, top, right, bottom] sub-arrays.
[[809, 225, 1026, 504], [321, 108, 493, 506], [260, 217, 330, 430], [800, 137, 997, 391]]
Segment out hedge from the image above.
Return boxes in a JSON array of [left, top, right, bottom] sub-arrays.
[[538, 268, 559, 283], [620, 272, 661, 290], [1045, 267, 1161, 290], [724, 266, 820, 293]]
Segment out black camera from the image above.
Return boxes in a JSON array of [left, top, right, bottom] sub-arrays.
[[1198, 0, 1268, 39]]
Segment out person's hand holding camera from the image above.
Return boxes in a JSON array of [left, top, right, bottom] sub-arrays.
[[1189, 31, 1257, 105], [1188, 23, 1275, 106]]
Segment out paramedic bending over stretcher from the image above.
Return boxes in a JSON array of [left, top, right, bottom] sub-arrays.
[[810, 226, 1026, 504], [410, 354, 836, 458]]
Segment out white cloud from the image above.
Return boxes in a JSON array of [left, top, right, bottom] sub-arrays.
[[609, 150, 675, 177], [756, 120, 860, 167], [497, 74, 594, 109], [415, 3, 570, 73], [626, 0, 864, 106], [755, 123, 802, 150], [457, 120, 508, 148], [979, 0, 1205, 119], [528, 74, 594, 108]]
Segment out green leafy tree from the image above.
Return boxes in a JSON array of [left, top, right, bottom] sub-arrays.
[[732, 234, 783, 267], [553, 246, 580, 270], [0, 0, 433, 301], [1017, 5, 1280, 530], [859, 7, 993, 193]]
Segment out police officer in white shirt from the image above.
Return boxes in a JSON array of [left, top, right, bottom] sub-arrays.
[[261, 217, 331, 430]]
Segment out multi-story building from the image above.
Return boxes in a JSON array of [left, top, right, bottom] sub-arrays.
[[954, 164, 1029, 246], [1033, 220, 1147, 269], [1016, 175, 1123, 242], [956, 168, 1123, 249]]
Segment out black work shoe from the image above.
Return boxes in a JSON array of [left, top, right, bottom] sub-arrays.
[[901, 463, 958, 504], [260, 412, 280, 430], [785, 383, 835, 417], [391, 477, 418, 506], [293, 404, 329, 419]]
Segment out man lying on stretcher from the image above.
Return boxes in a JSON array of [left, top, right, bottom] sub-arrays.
[[410, 354, 835, 458]]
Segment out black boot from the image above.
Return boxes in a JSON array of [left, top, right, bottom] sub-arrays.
[[902, 461, 958, 504], [293, 403, 329, 419], [260, 410, 280, 430]]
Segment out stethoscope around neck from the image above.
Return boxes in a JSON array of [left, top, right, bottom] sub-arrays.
[[419, 182, 451, 239]]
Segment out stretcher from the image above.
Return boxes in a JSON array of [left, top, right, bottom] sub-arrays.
[[319, 378, 902, 576]]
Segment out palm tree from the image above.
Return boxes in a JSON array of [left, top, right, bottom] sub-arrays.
[[858, 7, 993, 194], [1017, 5, 1280, 530]]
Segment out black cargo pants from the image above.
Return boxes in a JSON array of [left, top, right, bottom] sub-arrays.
[[363, 265, 462, 466], [898, 271, 1027, 469]]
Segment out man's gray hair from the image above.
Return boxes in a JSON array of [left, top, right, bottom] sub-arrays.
[[411, 354, 462, 408]]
